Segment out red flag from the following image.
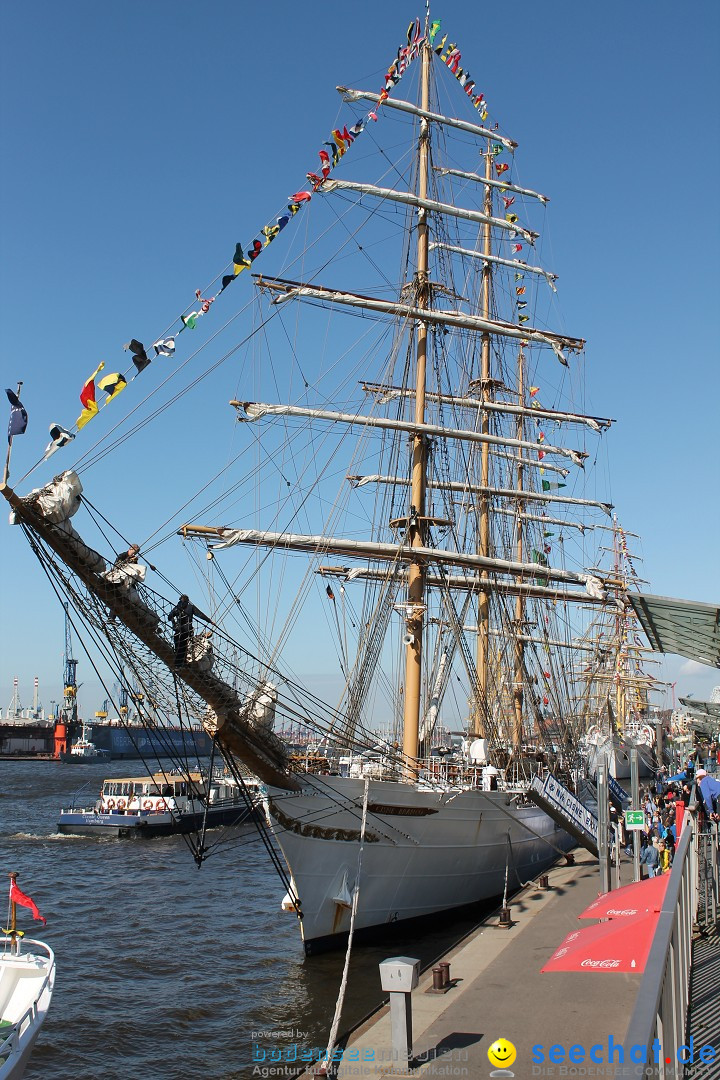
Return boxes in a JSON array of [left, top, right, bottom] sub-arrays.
[[495, 163, 509, 176], [10, 880, 46, 925], [77, 361, 105, 429]]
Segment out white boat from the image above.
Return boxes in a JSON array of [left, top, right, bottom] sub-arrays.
[[0, 880, 54, 1080], [3, 16, 658, 954], [58, 767, 260, 837], [0, 938, 55, 1080], [58, 723, 110, 763]]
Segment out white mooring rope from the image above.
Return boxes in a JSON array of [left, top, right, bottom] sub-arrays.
[[320, 778, 371, 1077]]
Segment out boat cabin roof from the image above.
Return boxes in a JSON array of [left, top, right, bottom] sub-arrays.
[[104, 770, 204, 785]]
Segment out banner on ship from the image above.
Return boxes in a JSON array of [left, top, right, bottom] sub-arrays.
[[529, 773, 599, 854]]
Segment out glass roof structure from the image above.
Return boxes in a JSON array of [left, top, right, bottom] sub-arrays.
[[678, 697, 720, 721], [628, 593, 720, 669]]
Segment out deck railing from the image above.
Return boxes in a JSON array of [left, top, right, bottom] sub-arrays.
[[614, 810, 719, 1078]]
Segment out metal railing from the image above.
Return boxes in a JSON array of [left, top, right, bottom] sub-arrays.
[[614, 811, 719, 1078]]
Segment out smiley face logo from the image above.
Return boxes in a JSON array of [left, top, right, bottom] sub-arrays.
[[488, 1038, 517, 1072]]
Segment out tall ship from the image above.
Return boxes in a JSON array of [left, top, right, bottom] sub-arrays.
[[581, 519, 662, 779], [2, 16, 646, 951]]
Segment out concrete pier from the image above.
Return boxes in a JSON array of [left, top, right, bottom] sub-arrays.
[[304, 854, 646, 1080]]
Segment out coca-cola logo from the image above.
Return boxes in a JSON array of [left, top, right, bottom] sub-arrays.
[[580, 958, 621, 968], [606, 908, 638, 916]]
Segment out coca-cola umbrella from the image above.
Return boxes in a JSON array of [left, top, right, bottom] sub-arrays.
[[541, 911, 659, 973], [578, 874, 669, 920]]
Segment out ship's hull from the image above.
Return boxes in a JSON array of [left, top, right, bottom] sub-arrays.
[[58, 749, 110, 764], [57, 801, 258, 837], [266, 776, 574, 953], [87, 722, 213, 759], [586, 734, 655, 780]]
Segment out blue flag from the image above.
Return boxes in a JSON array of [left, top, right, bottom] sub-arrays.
[[6, 388, 28, 444]]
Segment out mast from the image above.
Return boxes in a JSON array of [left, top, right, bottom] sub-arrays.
[[474, 140, 493, 737], [513, 349, 525, 749], [401, 37, 431, 773]]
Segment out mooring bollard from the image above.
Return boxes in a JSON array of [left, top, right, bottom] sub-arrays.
[[498, 906, 512, 928], [379, 956, 421, 1070]]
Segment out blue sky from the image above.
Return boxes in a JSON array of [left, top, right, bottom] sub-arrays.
[[1, 1, 719, 716]]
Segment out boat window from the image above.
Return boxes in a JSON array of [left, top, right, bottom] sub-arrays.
[[134, 784, 145, 795], [161, 784, 173, 796]]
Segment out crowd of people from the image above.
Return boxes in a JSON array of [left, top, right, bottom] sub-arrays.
[[612, 749, 720, 878]]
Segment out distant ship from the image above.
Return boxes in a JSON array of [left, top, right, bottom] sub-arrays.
[[83, 715, 213, 760]]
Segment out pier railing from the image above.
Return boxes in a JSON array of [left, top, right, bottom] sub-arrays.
[[614, 809, 719, 1078]]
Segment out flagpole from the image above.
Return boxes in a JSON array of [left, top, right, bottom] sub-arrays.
[[2, 381, 23, 485], [8, 872, 18, 953]]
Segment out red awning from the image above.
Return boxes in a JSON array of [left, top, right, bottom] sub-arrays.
[[541, 911, 659, 973], [578, 874, 669, 920]]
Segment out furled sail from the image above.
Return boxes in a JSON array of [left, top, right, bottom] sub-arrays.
[[1, 474, 299, 791]]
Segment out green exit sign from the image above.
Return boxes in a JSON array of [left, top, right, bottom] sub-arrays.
[[625, 810, 645, 830]]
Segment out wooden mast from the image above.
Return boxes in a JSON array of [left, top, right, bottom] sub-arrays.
[[512, 351, 525, 748], [473, 140, 494, 737], [401, 38, 431, 774]]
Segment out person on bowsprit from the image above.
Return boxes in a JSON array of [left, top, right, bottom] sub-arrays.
[[113, 543, 141, 567], [168, 594, 212, 666]]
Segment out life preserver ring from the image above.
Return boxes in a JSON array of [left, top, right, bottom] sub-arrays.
[[106, 798, 116, 809], [142, 799, 153, 810], [156, 799, 167, 811], [117, 798, 127, 810]]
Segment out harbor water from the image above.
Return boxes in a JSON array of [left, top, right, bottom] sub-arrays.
[[2, 760, 497, 1080]]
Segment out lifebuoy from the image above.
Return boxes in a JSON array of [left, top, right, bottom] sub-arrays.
[[117, 798, 127, 810], [142, 798, 153, 810], [156, 799, 167, 811], [106, 798, 116, 809]]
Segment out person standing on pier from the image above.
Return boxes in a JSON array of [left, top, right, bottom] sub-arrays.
[[640, 838, 660, 878]]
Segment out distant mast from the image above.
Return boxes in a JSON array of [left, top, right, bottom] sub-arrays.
[[401, 37, 431, 774]]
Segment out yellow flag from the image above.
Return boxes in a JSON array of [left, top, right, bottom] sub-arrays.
[[76, 362, 105, 430], [98, 372, 127, 402]]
